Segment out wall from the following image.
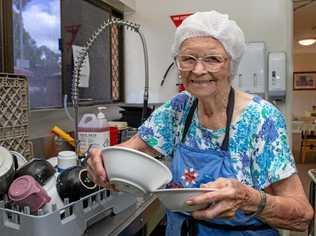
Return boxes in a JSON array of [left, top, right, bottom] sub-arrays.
[[29, 0, 294, 141], [102, 0, 135, 14], [293, 53, 316, 118], [123, 0, 294, 132], [123, 1, 293, 100]]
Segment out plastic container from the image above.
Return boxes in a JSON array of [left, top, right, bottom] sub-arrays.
[[57, 151, 77, 172], [78, 107, 110, 154]]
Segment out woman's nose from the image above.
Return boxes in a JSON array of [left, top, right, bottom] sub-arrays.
[[192, 61, 207, 74]]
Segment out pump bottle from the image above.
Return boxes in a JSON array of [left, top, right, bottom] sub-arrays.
[[78, 107, 110, 154]]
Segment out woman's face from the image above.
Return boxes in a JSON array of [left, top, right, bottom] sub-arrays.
[[176, 37, 231, 98]]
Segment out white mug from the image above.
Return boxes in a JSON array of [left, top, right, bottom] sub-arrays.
[[57, 151, 77, 172], [43, 175, 64, 213]]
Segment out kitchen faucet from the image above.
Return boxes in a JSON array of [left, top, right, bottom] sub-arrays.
[[71, 18, 149, 155]]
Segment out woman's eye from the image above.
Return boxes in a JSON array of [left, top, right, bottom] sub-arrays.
[[204, 56, 222, 63], [181, 56, 195, 63]]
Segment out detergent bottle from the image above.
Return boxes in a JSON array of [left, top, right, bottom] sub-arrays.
[[96, 106, 110, 147], [78, 107, 110, 154]]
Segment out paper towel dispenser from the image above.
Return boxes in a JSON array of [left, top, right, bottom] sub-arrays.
[[268, 52, 286, 101], [232, 42, 266, 97]]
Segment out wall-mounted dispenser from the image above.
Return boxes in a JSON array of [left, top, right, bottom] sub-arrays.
[[268, 52, 286, 101], [232, 42, 266, 97]]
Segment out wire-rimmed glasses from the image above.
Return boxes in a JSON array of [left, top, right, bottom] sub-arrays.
[[175, 54, 228, 72]]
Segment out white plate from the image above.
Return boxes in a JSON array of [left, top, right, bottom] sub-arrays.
[[47, 157, 58, 168], [153, 188, 215, 212], [102, 146, 172, 196]]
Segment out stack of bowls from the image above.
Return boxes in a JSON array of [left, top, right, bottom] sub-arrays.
[[101, 146, 215, 212]]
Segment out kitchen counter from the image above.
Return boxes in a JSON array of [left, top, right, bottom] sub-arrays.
[[84, 195, 165, 236]]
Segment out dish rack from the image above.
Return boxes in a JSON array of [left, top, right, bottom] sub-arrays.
[[0, 73, 33, 159], [0, 189, 136, 236]]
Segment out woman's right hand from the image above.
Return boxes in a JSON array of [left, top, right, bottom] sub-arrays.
[[86, 148, 108, 188], [86, 134, 154, 189]]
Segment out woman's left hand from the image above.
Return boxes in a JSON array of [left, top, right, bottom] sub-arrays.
[[186, 177, 260, 220]]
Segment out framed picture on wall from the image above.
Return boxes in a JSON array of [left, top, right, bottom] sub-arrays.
[[293, 72, 316, 90]]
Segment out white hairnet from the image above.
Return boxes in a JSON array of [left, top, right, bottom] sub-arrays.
[[171, 11, 246, 77]]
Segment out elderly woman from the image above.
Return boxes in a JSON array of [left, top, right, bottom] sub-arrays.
[[87, 11, 313, 235]]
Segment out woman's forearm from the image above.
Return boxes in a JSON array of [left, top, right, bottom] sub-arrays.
[[258, 193, 313, 231], [118, 134, 158, 156], [242, 186, 314, 231]]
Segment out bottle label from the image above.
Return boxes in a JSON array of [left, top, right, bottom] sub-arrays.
[[78, 130, 110, 153]]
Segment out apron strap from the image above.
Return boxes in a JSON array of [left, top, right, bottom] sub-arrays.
[[181, 99, 198, 143], [221, 87, 235, 151], [181, 218, 196, 236], [181, 87, 235, 152]]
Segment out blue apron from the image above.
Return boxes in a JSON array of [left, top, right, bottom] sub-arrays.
[[166, 88, 279, 236]]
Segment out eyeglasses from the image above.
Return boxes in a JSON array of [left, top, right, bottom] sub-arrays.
[[175, 54, 228, 72]]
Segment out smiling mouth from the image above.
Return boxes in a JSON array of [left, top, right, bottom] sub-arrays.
[[190, 79, 217, 84]]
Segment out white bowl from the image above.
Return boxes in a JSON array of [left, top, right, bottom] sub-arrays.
[[153, 188, 215, 212], [10, 151, 27, 169], [101, 146, 172, 195]]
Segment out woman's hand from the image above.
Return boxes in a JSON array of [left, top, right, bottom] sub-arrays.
[[86, 134, 155, 190], [86, 148, 109, 188], [186, 178, 260, 220]]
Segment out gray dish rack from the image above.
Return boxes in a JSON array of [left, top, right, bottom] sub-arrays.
[[0, 189, 136, 236]]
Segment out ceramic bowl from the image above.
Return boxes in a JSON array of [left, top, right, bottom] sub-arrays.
[[152, 188, 215, 212], [101, 146, 172, 195], [0, 146, 15, 198], [56, 166, 98, 203], [15, 158, 56, 185], [10, 151, 27, 170]]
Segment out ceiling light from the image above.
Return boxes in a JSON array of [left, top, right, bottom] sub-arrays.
[[298, 39, 316, 46]]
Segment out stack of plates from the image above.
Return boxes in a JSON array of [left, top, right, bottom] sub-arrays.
[[153, 188, 214, 212]]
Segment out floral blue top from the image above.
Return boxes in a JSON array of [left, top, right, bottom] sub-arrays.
[[138, 91, 296, 190]]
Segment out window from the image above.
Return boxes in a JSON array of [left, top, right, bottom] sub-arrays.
[[6, 0, 123, 109], [62, 0, 124, 105], [0, 1, 4, 70], [62, 0, 123, 105], [0, 0, 14, 72], [12, 0, 62, 108]]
